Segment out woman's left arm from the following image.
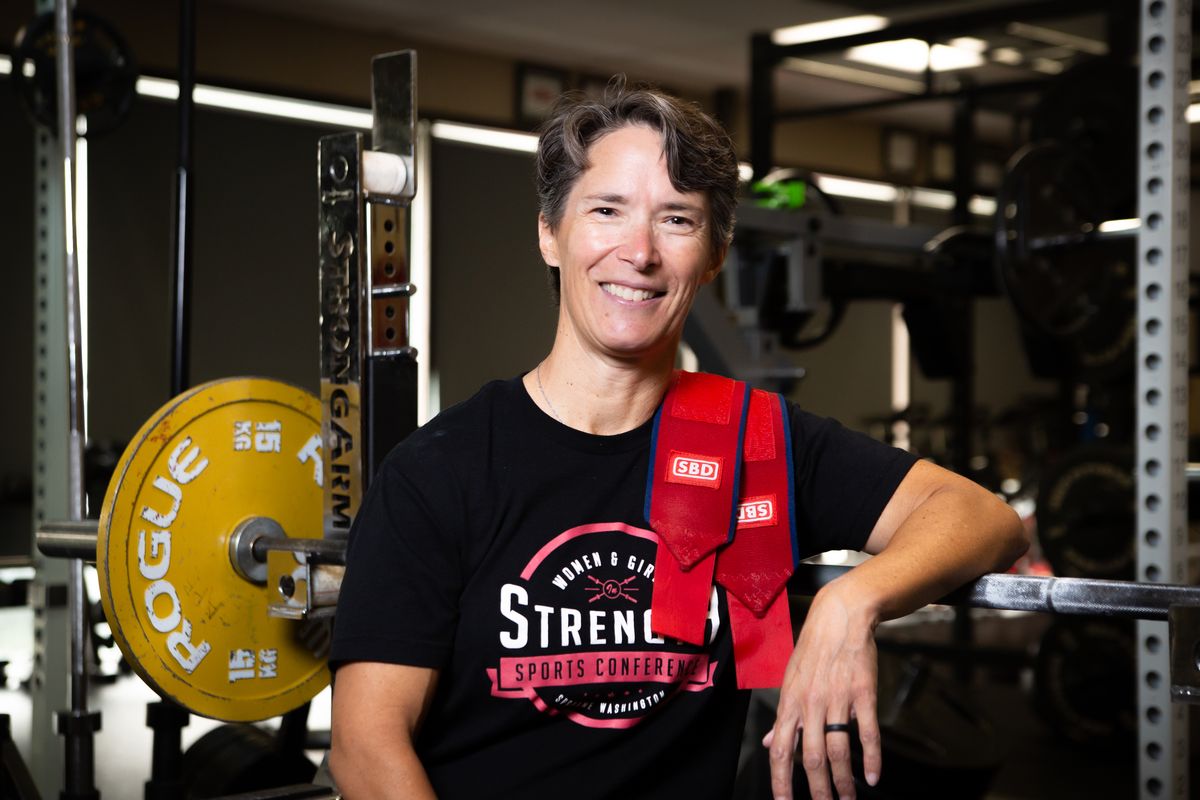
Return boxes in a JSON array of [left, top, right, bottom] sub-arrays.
[[767, 459, 1029, 800]]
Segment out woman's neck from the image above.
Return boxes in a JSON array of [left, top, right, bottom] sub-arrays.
[[525, 342, 677, 435]]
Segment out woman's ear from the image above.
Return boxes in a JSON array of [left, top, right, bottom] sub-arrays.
[[700, 244, 729, 285], [538, 214, 560, 267]]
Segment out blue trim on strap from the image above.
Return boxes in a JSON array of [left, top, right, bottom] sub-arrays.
[[724, 381, 752, 545], [643, 404, 665, 526], [778, 393, 801, 568]]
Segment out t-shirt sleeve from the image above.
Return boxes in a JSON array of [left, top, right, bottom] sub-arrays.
[[790, 406, 917, 557], [329, 437, 465, 672]]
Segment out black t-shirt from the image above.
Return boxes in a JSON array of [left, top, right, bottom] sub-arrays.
[[331, 376, 916, 798]]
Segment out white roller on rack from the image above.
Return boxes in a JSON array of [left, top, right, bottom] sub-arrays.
[[362, 150, 409, 196]]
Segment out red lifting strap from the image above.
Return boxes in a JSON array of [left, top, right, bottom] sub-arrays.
[[647, 372, 747, 646], [716, 389, 797, 614], [648, 371, 748, 568], [647, 372, 798, 688], [718, 389, 798, 688]]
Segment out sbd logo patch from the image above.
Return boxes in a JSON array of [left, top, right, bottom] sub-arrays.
[[666, 451, 723, 488], [736, 495, 776, 528]]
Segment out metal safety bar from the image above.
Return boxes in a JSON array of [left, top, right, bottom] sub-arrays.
[[791, 563, 1200, 621], [41, 520, 1199, 624]]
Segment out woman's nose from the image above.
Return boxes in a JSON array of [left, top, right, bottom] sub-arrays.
[[618, 220, 657, 270]]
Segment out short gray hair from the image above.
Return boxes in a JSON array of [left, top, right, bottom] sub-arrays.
[[535, 78, 739, 301]]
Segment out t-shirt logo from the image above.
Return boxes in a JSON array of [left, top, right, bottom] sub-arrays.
[[665, 451, 722, 488], [488, 522, 720, 729], [736, 494, 776, 529]]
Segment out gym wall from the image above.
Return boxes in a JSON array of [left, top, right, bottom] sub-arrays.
[[6, 2, 1187, 556]]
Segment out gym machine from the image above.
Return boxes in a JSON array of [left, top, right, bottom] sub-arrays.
[[742, 1, 1191, 797]]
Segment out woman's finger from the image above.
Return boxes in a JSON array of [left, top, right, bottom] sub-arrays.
[[799, 709, 832, 800], [825, 718, 855, 800], [855, 692, 882, 787], [767, 702, 800, 799]]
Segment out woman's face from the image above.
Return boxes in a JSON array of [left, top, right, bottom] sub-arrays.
[[539, 125, 723, 364]]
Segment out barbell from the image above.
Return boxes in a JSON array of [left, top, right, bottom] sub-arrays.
[[38, 408, 1200, 723]]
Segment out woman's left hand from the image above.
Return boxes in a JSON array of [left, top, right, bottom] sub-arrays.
[[763, 584, 881, 800]]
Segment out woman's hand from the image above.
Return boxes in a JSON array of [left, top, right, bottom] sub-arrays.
[[761, 459, 1028, 799], [764, 584, 880, 800]]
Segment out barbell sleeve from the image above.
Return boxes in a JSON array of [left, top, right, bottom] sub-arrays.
[[37, 520, 99, 562]]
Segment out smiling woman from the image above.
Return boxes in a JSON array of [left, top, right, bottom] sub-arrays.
[[327, 79, 1026, 800], [534, 125, 725, 412]]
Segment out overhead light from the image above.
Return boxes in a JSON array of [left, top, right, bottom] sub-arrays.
[[783, 57, 925, 94], [1031, 58, 1065, 75], [198, 86, 374, 128], [0, 54, 9, 75], [1007, 22, 1107, 56], [845, 39, 985, 73], [430, 121, 539, 153], [969, 196, 997, 216], [136, 76, 374, 128], [910, 187, 954, 209], [23, 66, 542, 154], [949, 37, 988, 53], [1189, 104, 1200, 123], [814, 173, 898, 203], [1098, 218, 1140, 233], [772, 15, 888, 47], [134, 76, 180, 100], [909, 187, 997, 216], [991, 47, 1023, 66]]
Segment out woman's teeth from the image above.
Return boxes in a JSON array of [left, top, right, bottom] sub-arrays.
[[602, 283, 657, 301]]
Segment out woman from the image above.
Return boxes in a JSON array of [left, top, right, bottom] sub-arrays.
[[328, 82, 1027, 800]]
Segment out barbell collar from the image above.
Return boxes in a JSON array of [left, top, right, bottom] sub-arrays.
[[37, 520, 99, 562], [229, 517, 286, 585]]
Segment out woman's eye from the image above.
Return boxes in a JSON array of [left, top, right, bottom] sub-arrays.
[[593, 207, 616, 216], [667, 216, 694, 227]]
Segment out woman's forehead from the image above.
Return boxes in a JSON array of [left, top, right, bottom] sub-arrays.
[[573, 126, 704, 204]]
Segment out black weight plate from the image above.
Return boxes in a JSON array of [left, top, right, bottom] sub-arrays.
[[1034, 619, 1136, 747], [182, 723, 316, 799], [1036, 446, 1135, 580], [1031, 58, 1137, 218], [12, 10, 137, 138], [1001, 63, 1139, 383], [998, 144, 1124, 335]]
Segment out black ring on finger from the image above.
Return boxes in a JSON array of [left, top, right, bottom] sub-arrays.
[[823, 723, 851, 733]]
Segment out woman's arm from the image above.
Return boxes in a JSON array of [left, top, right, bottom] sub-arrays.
[[767, 459, 1029, 800], [330, 662, 440, 799]]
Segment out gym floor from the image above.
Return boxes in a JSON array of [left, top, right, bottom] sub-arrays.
[[0, 603, 1146, 799]]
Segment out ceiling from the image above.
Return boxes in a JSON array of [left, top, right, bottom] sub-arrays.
[[225, 0, 1115, 140]]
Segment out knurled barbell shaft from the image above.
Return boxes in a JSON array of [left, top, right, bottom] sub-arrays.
[[791, 565, 1199, 620]]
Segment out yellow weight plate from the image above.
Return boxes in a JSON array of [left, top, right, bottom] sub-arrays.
[[98, 377, 329, 722]]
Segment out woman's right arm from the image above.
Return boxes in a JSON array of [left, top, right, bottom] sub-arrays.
[[330, 661, 440, 799]]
